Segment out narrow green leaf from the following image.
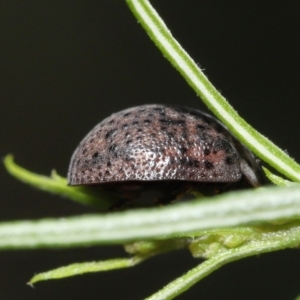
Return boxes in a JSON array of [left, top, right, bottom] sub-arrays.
[[3, 155, 115, 209], [29, 256, 146, 284], [29, 239, 188, 284], [126, 0, 300, 182], [263, 167, 298, 187]]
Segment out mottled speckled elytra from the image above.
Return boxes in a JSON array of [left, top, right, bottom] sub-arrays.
[[68, 104, 267, 208]]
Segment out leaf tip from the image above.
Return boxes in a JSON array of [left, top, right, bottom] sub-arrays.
[[3, 154, 14, 167], [27, 281, 35, 288]]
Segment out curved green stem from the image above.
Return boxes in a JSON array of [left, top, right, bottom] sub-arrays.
[[126, 0, 300, 182], [146, 223, 300, 299]]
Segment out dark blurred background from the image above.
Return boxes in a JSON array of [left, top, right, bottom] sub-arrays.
[[1, 1, 300, 299]]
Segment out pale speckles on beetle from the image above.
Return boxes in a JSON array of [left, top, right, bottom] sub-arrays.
[[68, 104, 267, 207]]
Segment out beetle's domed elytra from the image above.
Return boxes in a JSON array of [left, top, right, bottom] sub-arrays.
[[67, 104, 257, 187]]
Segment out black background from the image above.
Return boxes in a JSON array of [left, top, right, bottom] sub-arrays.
[[1, 1, 300, 299]]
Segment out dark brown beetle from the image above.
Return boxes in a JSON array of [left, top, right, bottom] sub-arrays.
[[68, 105, 267, 207]]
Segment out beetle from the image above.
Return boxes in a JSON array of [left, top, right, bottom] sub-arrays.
[[68, 104, 267, 208]]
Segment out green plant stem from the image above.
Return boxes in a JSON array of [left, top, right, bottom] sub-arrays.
[[2, 186, 300, 249], [126, 0, 300, 182], [146, 223, 300, 299]]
